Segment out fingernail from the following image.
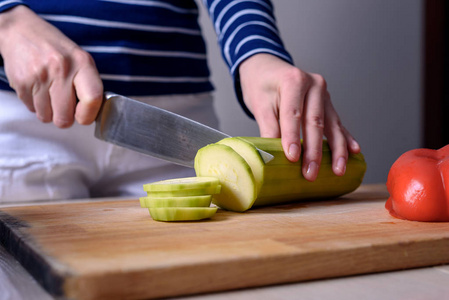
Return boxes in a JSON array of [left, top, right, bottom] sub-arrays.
[[351, 140, 360, 152], [306, 161, 318, 180], [336, 157, 346, 175], [288, 143, 300, 161]]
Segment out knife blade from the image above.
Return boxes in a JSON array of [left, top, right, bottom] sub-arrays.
[[0, 67, 273, 167], [95, 92, 273, 167], [95, 92, 229, 167]]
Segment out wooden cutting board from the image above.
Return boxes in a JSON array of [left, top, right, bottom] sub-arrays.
[[1, 184, 449, 300]]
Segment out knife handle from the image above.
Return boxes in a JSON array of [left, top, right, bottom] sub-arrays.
[[0, 65, 7, 85]]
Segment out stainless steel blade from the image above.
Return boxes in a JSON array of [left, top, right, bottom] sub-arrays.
[[94, 92, 229, 167], [95, 93, 273, 168]]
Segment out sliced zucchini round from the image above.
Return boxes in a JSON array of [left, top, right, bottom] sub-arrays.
[[217, 137, 265, 193], [143, 176, 219, 192], [139, 195, 212, 208], [194, 143, 257, 212], [146, 184, 221, 197], [148, 207, 217, 222]]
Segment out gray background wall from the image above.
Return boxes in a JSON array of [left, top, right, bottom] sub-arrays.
[[197, 0, 423, 184]]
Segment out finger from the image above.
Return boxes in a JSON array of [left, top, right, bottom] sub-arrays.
[[253, 100, 281, 138], [73, 63, 103, 125], [342, 126, 361, 154], [15, 84, 36, 113], [49, 77, 76, 128], [323, 100, 349, 176], [32, 81, 53, 123], [256, 113, 281, 139], [301, 76, 326, 181], [6, 65, 38, 113], [278, 71, 308, 162]]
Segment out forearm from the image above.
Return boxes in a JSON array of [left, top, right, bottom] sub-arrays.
[[201, 0, 292, 76], [0, 1, 29, 35], [0, 5, 33, 51]]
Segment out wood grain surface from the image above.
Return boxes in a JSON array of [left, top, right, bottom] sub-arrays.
[[0, 184, 448, 300]]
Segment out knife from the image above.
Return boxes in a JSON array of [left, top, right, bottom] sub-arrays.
[[0, 67, 273, 167]]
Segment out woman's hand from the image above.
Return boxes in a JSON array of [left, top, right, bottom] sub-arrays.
[[0, 5, 103, 128], [238, 53, 360, 181]]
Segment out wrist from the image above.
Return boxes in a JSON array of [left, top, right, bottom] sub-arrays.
[[0, 5, 31, 50]]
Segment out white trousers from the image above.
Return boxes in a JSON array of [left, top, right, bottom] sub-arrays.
[[0, 90, 219, 203]]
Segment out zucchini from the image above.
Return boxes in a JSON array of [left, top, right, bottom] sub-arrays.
[[195, 137, 366, 212], [141, 177, 218, 221], [145, 185, 221, 197], [139, 195, 212, 208], [217, 137, 265, 193], [143, 176, 219, 192], [255, 155, 366, 206], [194, 143, 257, 212], [144, 176, 220, 197], [148, 207, 217, 222]]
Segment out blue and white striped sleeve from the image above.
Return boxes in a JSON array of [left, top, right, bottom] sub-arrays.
[[202, 0, 293, 117], [0, 1, 26, 13]]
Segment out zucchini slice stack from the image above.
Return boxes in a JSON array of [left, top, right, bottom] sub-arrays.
[[140, 177, 220, 222]]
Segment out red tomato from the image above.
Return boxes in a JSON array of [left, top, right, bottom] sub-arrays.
[[386, 145, 449, 222]]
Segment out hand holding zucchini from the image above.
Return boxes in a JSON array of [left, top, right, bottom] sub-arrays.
[[195, 137, 367, 212]]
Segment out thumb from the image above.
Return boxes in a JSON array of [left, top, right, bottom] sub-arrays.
[[251, 96, 282, 139]]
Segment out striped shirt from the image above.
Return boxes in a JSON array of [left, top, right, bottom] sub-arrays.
[[0, 0, 292, 100]]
